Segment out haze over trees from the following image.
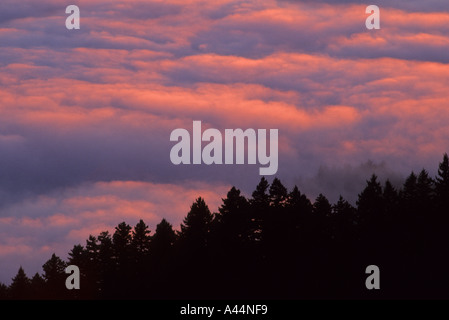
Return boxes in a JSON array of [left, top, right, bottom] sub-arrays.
[[1, 154, 449, 299]]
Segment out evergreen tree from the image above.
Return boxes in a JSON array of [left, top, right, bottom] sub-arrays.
[[313, 193, 332, 217], [249, 177, 270, 242], [178, 197, 214, 298], [383, 180, 399, 216], [435, 153, 449, 209], [250, 177, 270, 208], [0, 283, 8, 299], [150, 218, 176, 258], [416, 169, 435, 214], [287, 185, 312, 215], [332, 196, 357, 243], [130, 220, 151, 296], [112, 222, 133, 296], [269, 177, 288, 208], [179, 197, 213, 250], [357, 174, 384, 228], [29, 273, 45, 299], [148, 218, 177, 298], [42, 254, 67, 299], [113, 222, 132, 262], [285, 185, 313, 243], [9, 267, 30, 299], [132, 219, 151, 256], [401, 172, 418, 204], [213, 186, 250, 245], [265, 178, 289, 254], [98, 231, 114, 298]]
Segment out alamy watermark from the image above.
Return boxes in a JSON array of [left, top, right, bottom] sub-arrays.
[[65, 265, 80, 290], [170, 121, 278, 175], [64, 4, 380, 31], [365, 265, 380, 290], [65, 5, 80, 30]]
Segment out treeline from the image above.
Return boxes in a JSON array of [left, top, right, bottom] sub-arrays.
[[1, 154, 449, 299]]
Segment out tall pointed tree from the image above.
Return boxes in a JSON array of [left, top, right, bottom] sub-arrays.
[[150, 218, 177, 258], [269, 177, 288, 208], [179, 197, 213, 250], [287, 185, 312, 215], [357, 174, 384, 227], [332, 196, 357, 243], [98, 231, 114, 298], [132, 219, 151, 256], [178, 197, 214, 298], [9, 267, 30, 299], [383, 180, 399, 213], [113, 222, 132, 262], [250, 177, 270, 208], [436, 153, 449, 209], [42, 253, 67, 299], [313, 193, 332, 217], [249, 177, 270, 242], [416, 169, 435, 213], [0, 282, 8, 299], [29, 273, 46, 299]]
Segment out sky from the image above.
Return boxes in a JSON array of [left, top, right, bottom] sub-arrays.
[[0, 0, 448, 284]]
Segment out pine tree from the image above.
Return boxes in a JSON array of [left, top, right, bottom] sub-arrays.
[[0, 282, 8, 299], [416, 169, 435, 214], [178, 197, 214, 298], [132, 219, 151, 256], [29, 273, 45, 299], [112, 222, 133, 295], [436, 153, 449, 209], [148, 218, 177, 298], [249, 177, 270, 242], [250, 177, 270, 208], [68, 244, 85, 266], [357, 174, 384, 227], [9, 267, 30, 299], [42, 254, 67, 299], [179, 197, 213, 250], [150, 218, 176, 258], [402, 172, 418, 204], [287, 185, 312, 215], [213, 186, 250, 244], [98, 231, 114, 298], [269, 177, 288, 208], [332, 196, 357, 243], [113, 222, 132, 262], [313, 193, 332, 217], [383, 180, 399, 213]]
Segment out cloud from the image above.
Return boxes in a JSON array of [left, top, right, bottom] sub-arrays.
[[0, 180, 230, 284], [294, 161, 405, 205], [0, 0, 448, 285]]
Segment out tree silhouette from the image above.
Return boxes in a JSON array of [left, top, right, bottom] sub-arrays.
[[9, 267, 30, 300], [357, 174, 384, 229], [29, 273, 46, 300], [0, 283, 8, 299], [42, 254, 67, 299], [130, 219, 151, 296], [150, 218, 176, 258], [249, 177, 270, 244], [177, 197, 213, 298], [179, 197, 212, 251], [148, 218, 177, 299], [112, 222, 132, 298], [3, 153, 449, 299], [436, 153, 449, 206], [132, 220, 151, 256]]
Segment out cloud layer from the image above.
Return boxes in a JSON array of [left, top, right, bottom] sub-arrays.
[[0, 0, 448, 283]]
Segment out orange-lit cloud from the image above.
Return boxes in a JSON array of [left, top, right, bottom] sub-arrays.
[[1, 0, 449, 284]]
